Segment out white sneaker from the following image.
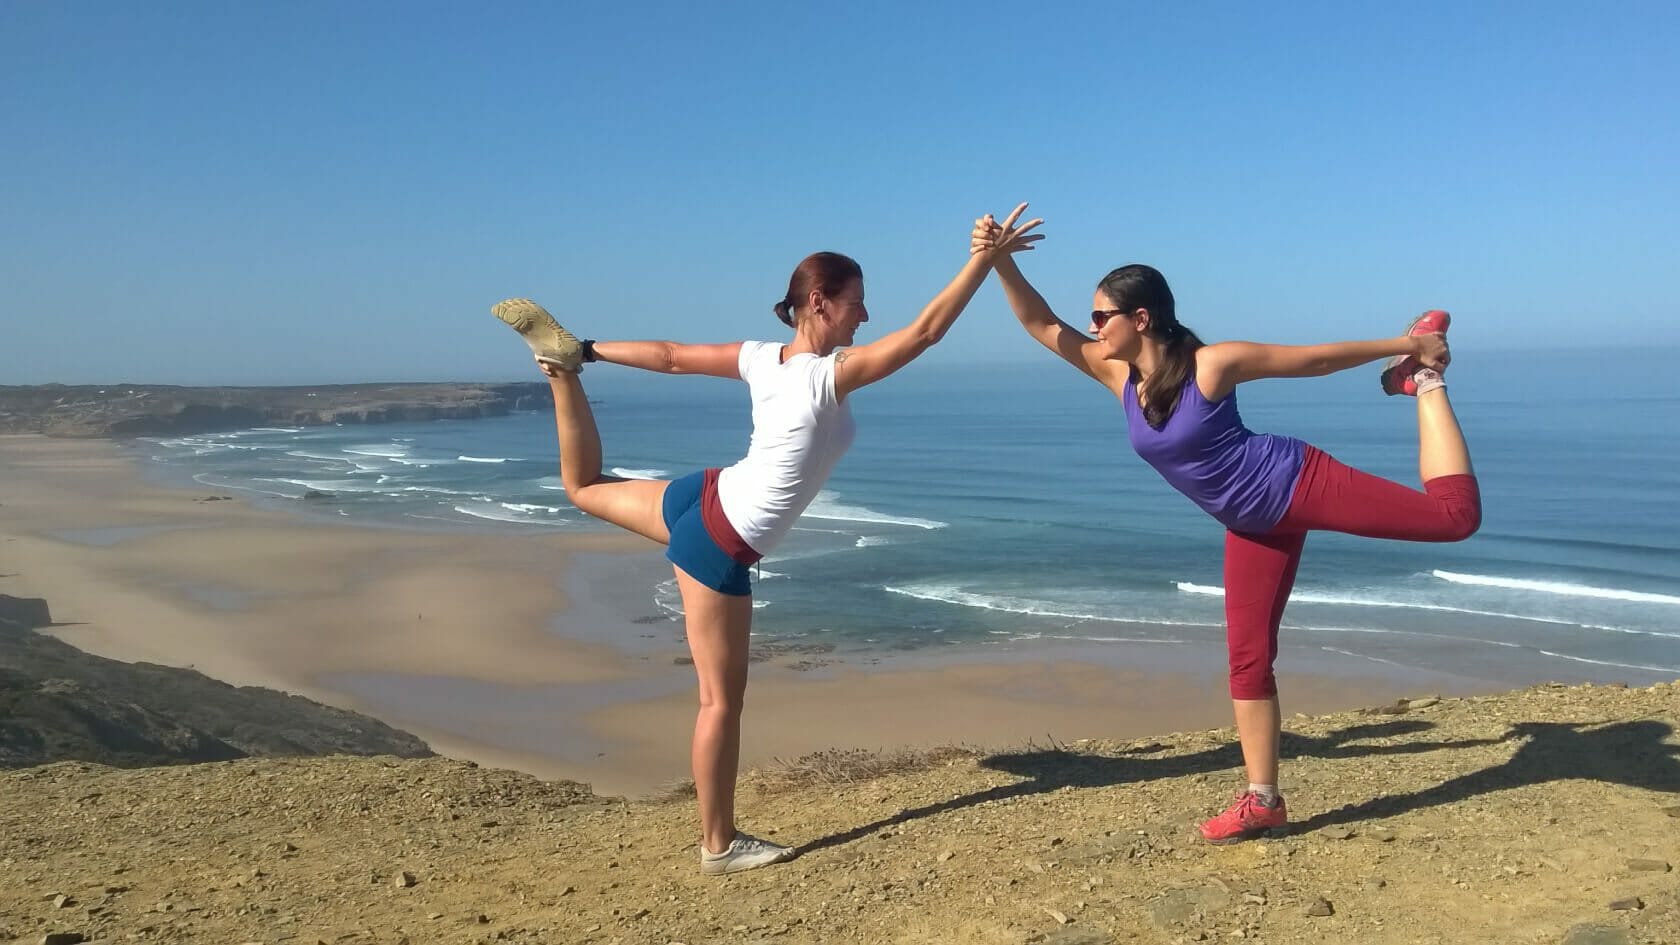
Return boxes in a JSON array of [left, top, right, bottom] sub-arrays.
[[699, 831, 795, 875]]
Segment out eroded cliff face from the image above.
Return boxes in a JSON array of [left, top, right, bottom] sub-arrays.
[[0, 383, 551, 437]]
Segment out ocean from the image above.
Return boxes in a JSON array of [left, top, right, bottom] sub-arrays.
[[137, 346, 1680, 686]]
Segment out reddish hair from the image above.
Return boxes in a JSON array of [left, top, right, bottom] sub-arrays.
[[773, 252, 862, 328]]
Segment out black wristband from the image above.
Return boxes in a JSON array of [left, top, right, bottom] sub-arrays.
[[581, 340, 598, 363]]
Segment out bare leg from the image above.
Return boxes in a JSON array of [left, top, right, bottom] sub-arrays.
[[1417, 387, 1473, 482], [674, 566, 753, 854], [1234, 697, 1282, 785], [545, 373, 669, 542]]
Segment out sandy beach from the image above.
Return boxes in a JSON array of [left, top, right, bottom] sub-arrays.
[[2, 434, 1514, 796]]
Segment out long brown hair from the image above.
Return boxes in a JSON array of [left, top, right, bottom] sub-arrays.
[[1099, 264, 1204, 429], [773, 252, 863, 328]]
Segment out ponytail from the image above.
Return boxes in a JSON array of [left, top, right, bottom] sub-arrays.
[[1138, 324, 1205, 429], [775, 251, 862, 334]]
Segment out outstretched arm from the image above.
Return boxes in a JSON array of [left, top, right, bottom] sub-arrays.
[[1198, 334, 1449, 400], [833, 203, 1043, 398], [584, 341, 744, 379], [991, 252, 1124, 389]]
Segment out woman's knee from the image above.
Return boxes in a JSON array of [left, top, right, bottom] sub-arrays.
[[1428, 476, 1482, 542], [696, 692, 746, 719], [1228, 659, 1277, 700]]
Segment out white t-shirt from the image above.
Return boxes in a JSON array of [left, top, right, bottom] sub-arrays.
[[716, 340, 857, 553]]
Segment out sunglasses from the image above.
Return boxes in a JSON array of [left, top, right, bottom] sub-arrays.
[[1091, 309, 1133, 329]]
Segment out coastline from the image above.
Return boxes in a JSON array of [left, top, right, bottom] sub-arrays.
[[0, 433, 1567, 796]]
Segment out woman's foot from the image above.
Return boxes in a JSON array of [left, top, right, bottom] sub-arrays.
[[491, 298, 584, 372], [1199, 790, 1289, 844], [1380, 309, 1451, 396], [699, 831, 796, 875]]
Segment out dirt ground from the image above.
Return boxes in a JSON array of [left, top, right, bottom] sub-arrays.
[[4, 680, 1677, 945]]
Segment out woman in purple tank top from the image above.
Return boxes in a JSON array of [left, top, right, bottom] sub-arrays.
[[974, 215, 1481, 844]]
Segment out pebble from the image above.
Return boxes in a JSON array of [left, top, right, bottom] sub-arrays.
[[1305, 898, 1334, 917], [1626, 858, 1670, 872], [1608, 897, 1644, 912], [1562, 925, 1631, 945]]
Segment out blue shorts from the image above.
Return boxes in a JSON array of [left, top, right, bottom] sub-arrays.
[[662, 470, 753, 597]]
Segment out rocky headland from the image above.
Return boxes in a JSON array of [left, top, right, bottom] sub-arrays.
[[0, 383, 551, 438]]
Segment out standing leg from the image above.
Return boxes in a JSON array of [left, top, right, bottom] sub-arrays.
[[1203, 527, 1303, 843], [673, 566, 753, 855], [1224, 526, 1305, 784]]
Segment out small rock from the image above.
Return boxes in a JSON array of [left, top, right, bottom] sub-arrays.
[[1405, 696, 1440, 709], [1369, 828, 1396, 843], [1305, 898, 1334, 917], [1321, 826, 1354, 840], [584, 925, 601, 934], [1562, 925, 1631, 945], [1363, 877, 1387, 891], [937, 850, 955, 862], [427, 913, 443, 921], [40, 935, 88, 945], [1608, 897, 1644, 912], [1627, 858, 1670, 872], [52, 894, 74, 909], [1662, 805, 1680, 818], [1242, 893, 1267, 906], [394, 871, 417, 888], [559, 885, 575, 896], [1042, 907, 1070, 925]]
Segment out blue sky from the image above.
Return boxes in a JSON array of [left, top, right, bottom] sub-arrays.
[[3, 1, 1676, 385]]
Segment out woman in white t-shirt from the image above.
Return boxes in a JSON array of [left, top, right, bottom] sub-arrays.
[[490, 205, 1042, 874]]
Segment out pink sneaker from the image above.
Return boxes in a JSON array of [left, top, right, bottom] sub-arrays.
[[1199, 791, 1288, 844], [1380, 309, 1451, 396]]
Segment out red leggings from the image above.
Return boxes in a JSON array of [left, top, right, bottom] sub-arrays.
[[1224, 446, 1481, 700]]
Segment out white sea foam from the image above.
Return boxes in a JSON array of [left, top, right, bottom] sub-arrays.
[[266, 477, 388, 494], [1174, 581, 1581, 626], [1533, 650, 1680, 674], [458, 455, 518, 463], [1318, 646, 1411, 669], [190, 472, 293, 499], [500, 502, 562, 514], [1432, 570, 1680, 606], [855, 536, 891, 548], [344, 444, 410, 458], [397, 485, 479, 496], [610, 467, 669, 480], [884, 584, 1214, 628], [285, 450, 356, 464], [804, 491, 946, 530], [452, 502, 566, 525]]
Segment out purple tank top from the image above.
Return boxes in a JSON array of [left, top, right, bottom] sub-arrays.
[[1124, 371, 1306, 533]]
